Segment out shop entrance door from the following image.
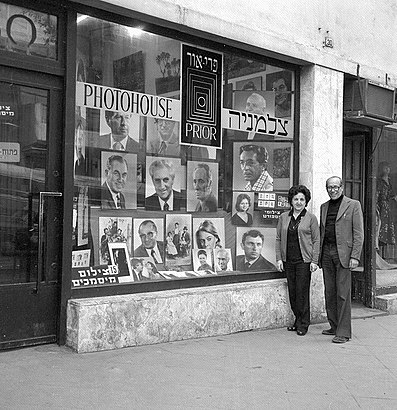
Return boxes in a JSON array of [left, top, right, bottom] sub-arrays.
[[0, 66, 63, 349]]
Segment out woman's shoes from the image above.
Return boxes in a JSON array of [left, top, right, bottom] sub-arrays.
[[297, 329, 307, 336], [287, 326, 297, 331]]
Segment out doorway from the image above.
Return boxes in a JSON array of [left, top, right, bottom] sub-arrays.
[[0, 66, 63, 349]]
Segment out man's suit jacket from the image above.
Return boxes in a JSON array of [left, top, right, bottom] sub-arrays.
[[101, 183, 126, 209], [320, 196, 364, 268], [134, 241, 165, 258], [145, 190, 182, 211], [98, 134, 139, 152], [236, 254, 276, 271]]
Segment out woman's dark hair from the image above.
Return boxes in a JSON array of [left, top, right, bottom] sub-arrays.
[[235, 193, 251, 212], [287, 185, 311, 206]]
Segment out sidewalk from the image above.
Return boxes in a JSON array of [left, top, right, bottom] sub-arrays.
[[1, 305, 396, 409]]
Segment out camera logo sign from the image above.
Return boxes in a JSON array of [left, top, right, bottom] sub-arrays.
[[181, 44, 223, 149]]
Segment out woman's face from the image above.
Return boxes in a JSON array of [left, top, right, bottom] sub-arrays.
[[146, 263, 153, 273], [198, 230, 217, 249], [291, 192, 306, 213], [382, 165, 391, 175], [239, 198, 250, 212]]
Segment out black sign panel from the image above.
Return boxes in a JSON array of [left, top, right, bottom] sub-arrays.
[[181, 44, 222, 149]]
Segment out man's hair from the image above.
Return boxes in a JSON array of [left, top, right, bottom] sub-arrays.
[[325, 176, 343, 187], [194, 163, 212, 185], [269, 70, 292, 90], [138, 220, 157, 233], [242, 229, 264, 244], [149, 159, 175, 179], [216, 249, 229, 260], [239, 144, 269, 164], [131, 258, 142, 268], [106, 154, 128, 170], [288, 185, 311, 206], [197, 249, 207, 257]]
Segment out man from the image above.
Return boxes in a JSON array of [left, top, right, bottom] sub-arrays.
[[74, 121, 86, 176], [193, 163, 217, 212], [145, 159, 181, 210], [101, 110, 140, 152], [320, 176, 364, 344], [236, 229, 276, 271], [101, 155, 128, 209], [134, 220, 164, 264], [180, 226, 191, 257], [239, 144, 273, 191], [215, 249, 232, 272], [148, 118, 179, 156], [245, 92, 266, 116], [272, 73, 291, 118]]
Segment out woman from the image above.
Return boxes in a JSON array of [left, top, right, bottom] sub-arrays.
[[166, 232, 178, 258], [275, 185, 320, 336], [376, 161, 397, 250], [195, 220, 222, 249], [231, 193, 253, 226], [145, 260, 162, 280]]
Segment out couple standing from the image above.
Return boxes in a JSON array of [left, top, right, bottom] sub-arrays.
[[276, 176, 364, 343]]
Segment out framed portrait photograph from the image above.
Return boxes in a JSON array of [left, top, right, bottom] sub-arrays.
[[265, 70, 293, 119], [165, 214, 192, 267], [235, 227, 277, 273], [71, 249, 91, 268], [145, 156, 183, 211], [132, 217, 165, 265], [236, 76, 262, 91], [186, 161, 219, 212], [231, 191, 254, 227], [100, 151, 137, 209], [146, 117, 180, 157], [213, 248, 233, 273], [192, 217, 225, 250], [233, 90, 275, 118], [192, 248, 215, 275], [108, 242, 135, 283], [232, 141, 293, 192]]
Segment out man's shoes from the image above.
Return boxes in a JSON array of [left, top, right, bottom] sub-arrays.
[[332, 336, 349, 344], [287, 326, 297, 332], [322, 328, 336, 335], [297, 329, 307, 336]]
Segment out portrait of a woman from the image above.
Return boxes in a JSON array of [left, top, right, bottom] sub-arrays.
[[231, 193, 253, 226], [195, 220, 222, 249]]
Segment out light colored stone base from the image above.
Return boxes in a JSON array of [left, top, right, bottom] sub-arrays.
[[375, 293, 397, 314], [67, 274, 327, 353]]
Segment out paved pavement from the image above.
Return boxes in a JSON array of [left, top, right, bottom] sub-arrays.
[[1, 305, 396, 409]]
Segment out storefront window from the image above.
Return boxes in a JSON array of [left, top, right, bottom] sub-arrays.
[[374, 126, 397, 289], [72, 14, 296, 289]]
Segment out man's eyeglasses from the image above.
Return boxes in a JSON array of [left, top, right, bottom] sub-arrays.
[[326, 185, 341, 191]]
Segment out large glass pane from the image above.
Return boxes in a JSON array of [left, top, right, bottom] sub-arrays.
[[0, 82, 47, 284], [72, 14, 296, 289]]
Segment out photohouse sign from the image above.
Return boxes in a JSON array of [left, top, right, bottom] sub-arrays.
[[181, 44, 223, 149]]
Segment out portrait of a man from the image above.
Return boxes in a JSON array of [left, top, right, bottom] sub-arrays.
[[187, 161, 218, 212], [236, 228, 277, 272], [99, 152, 137, 209], [133, 219, 164, 265], [74, 120, 86, 177], [266, 70, 292, 119], [147, 118, 180, 156], [145, 158, 182, 211], [214, 248, 233, 272], [98, 110, 140, 152]]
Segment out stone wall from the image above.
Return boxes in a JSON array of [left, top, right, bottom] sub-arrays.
[[67, 272, 326, 353]]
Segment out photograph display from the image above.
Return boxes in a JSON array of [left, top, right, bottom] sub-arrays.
[[72, 16, 296, 288]]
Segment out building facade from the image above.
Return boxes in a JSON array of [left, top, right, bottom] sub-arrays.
[[0, 0, 396, 351]]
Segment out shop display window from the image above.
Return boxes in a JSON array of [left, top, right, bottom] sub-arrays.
[[71, 14, 296, 289]]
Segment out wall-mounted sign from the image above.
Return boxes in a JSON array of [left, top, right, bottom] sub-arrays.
[[255, 192, 290, 225], [0, 142, 20, 162], [0, 104, 16, 120], [181, 44, 223, 149]]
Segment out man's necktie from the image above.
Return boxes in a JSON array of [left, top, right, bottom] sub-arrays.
[[245, 261, 251, 270], [158, 141, 166, 155], [116, 194, 121, 209], [151, 249, 158, 264], [163, 202, 169, 211], [113, 142, 124, 150]]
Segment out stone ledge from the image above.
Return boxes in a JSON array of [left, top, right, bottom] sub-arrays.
[[67, 276, 327, 353], [375, 293, 397, 314]]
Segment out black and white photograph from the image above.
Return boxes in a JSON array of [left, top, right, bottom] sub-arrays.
[[100, 151, 137, 209], [265, 70, 293, 119], [235, 227, 277, 272], [186, 161, 218, 212], [145, 156, 183, 211], [133, 218, 165, 265], [233, 90, 275, 118], [213, 248, 233, 273], [192, 248, 215, 275], [192, 218, 225, 250], [71, 249, 91, 268], [146, 118, 180, 157], [165, 214, 192, 267], [231, 191, 254, 226]]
